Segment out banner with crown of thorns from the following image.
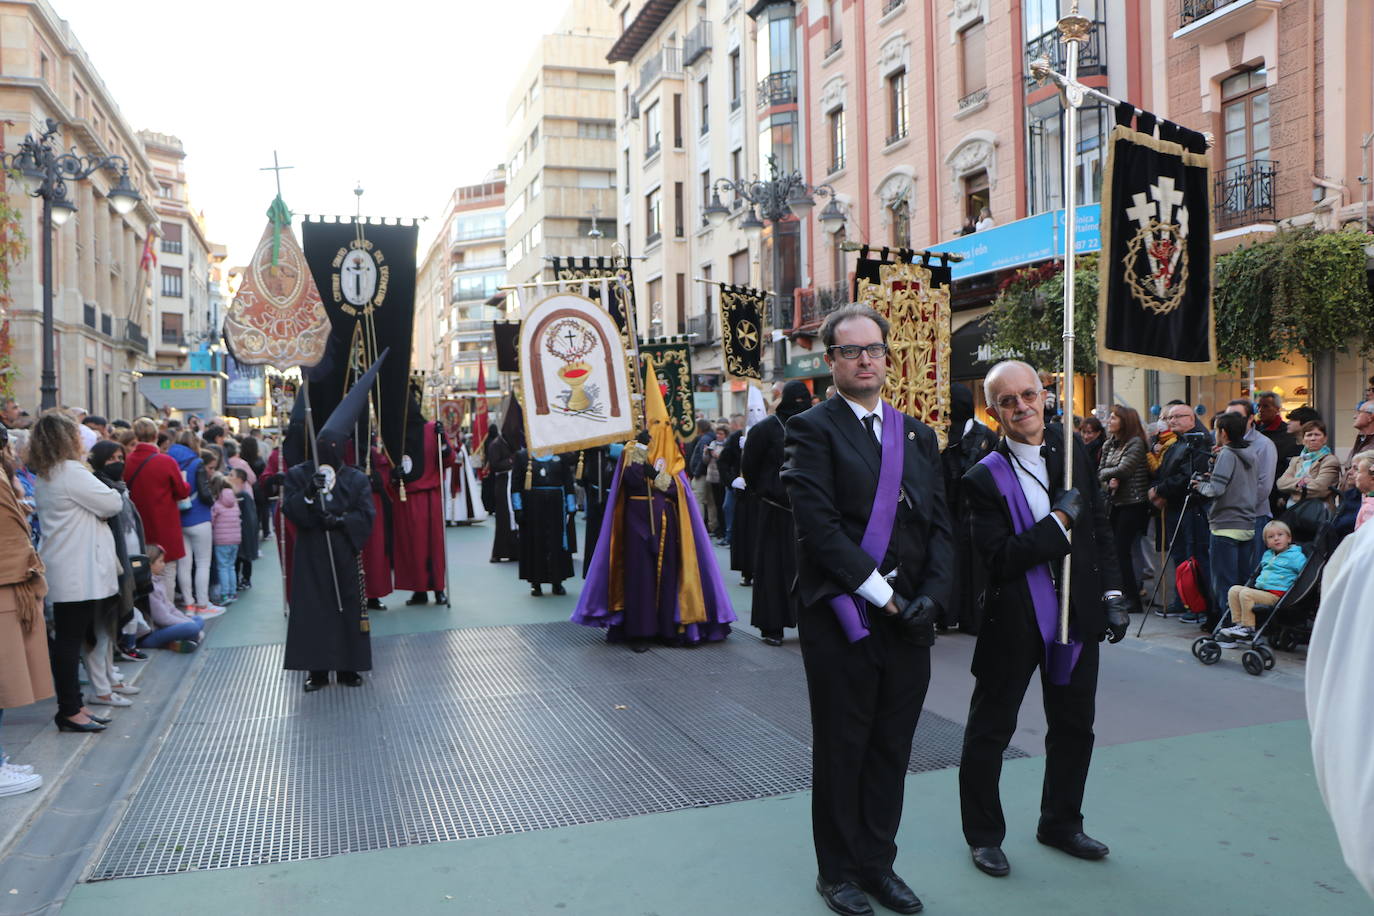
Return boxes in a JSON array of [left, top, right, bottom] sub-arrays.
[[853, 246, 954, 448]]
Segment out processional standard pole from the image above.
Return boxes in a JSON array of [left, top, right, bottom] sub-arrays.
[[1055, 4, 1092, 648]]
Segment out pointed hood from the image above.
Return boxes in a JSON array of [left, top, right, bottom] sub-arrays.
[[499, 392, 526, 451], [644, 356, 683, 477], [746, 384, 767, 429], [317, 349, 389, 468], [282, 387, 310, 467]]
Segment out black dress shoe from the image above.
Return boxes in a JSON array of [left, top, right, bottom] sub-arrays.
[[434, 590, 447, 603], [552, 583, 566, 596], [303, 674, 330, 692], [530, 584, 543, 597], [762, 636, 783, 647], [336, 671, 363, 687], [55, 714, 106, 733], [366, 598, 387, 611], [970, 846, 1010, 876], [405, 592, 428, 606], [859, 872, 923, 913], [1037, 831, 1109, 860], [815, 878, 873, 916]]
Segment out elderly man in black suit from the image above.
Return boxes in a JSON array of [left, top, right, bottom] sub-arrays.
[[783, 303, 954, 916], [957, 359, 1130, 878]]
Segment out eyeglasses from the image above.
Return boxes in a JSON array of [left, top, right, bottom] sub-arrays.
[[827, 343, 889, 360], [994, 388, 1042, 411]]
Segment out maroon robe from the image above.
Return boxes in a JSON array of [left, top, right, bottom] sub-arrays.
[[362, 449, 394, 599], [391, 422, 453, 591]]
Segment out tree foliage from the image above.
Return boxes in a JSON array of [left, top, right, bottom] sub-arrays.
[[985, 253, 1099, 374], [0, 168, 30, 401]]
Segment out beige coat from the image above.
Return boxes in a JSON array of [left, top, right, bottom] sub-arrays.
[[0, 476, 52, 709], [34, 459, 121, 604], [1277, 451, 1343, 508]]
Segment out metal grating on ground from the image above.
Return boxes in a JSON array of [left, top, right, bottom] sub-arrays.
[[89, 624, 1026, 880]]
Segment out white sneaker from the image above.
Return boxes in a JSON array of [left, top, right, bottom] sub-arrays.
[[200, 603, 227, 619], [1, 756, 33, 775], [1219, 624, 1255, 640], [112, 683, 141, 695], [88, 693, 133, 707], [0, 767, 42, 797]]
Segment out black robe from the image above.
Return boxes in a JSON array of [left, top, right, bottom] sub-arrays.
[[282, 462, 375, 672], [741, 414, 798, 634], [486, 433, 519, 562], [940, 419, 1000, 632], [513, 451, 575, 586], [579, 447, 618, 578]]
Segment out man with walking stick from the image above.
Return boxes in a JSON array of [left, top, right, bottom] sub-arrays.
[[958, 360, 1130, 878]]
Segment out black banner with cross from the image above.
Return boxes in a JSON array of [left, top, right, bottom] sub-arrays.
[[1097, 102, 1216, 374], [717, 284, 765, 380]]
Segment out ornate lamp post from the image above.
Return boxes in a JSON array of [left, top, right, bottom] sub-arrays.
[[3, 118, 142, 411], [703, 154, 844, 379]]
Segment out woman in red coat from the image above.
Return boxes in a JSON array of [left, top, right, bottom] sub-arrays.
[[123, 418, 190, 602]]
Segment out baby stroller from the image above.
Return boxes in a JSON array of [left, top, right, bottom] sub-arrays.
[[1191, 524, 1336, 676]]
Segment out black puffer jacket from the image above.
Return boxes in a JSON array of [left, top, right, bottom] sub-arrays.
[[1097, 435, 1150, 506]]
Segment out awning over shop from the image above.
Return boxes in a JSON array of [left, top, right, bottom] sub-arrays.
[[136, 371, 224, 414], [929, 203, 1101, 281]]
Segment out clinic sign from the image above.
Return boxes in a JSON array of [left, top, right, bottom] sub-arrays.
[[929, 204, 1101, 281], [137, 371, 223, 413]]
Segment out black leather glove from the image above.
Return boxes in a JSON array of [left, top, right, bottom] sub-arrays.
[[1051, 488, 1084, 528], [896, 595, 940, 648], [514, 509, 524, 526], [312, 471, 328, 493], [322, 512, 347, 531], [1102, 593, 1130, 644]]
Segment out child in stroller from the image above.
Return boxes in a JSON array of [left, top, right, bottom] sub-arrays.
[[1217, 519, 1305, 645]]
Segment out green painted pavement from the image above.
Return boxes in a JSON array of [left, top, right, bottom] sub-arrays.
[[63, 719, 1362, 915]]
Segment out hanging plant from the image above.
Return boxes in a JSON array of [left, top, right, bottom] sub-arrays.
[[985, 253, 1099, 374], [1213, 226, 1374, 370]]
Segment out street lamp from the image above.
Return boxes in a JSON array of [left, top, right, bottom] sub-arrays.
[[704, 154, 841, 379], [1, 118, 143, 410]]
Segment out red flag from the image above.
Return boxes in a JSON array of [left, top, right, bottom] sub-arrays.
[[140, 232, 157, 270], [472, 357, 490, 451]]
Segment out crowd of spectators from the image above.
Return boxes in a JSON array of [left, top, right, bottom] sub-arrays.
[[0, 401, 275, 799]]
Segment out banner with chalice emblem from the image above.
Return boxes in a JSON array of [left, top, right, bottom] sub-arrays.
[[717, 283, 764, 380], [1097, 102, 1215, 374]]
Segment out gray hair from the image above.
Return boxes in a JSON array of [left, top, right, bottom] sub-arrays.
[[1256, 390, 1281, 407], [983, 359, 1040, 407], [820, 303, 890, 348]]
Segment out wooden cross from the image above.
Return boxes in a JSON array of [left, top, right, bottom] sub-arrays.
[[259, 151, 293, 197]]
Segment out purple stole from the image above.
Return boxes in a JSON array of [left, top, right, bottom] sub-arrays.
[[829, 401, 904, 643], [978, 449, 1082, 685]]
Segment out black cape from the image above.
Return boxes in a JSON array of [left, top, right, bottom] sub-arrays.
[[741, 414, 798, 634], [282, 463, 375, 672], [579, 446, 618, 578], [513, 451, 575, 586], [486, 432, 519, 562]]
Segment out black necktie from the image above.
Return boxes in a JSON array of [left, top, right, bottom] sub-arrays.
[[862, 414, 877, 442]]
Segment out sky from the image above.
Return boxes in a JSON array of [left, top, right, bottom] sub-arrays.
[[57, 0, 582, 266]]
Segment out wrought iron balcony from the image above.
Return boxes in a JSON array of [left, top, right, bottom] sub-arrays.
[[683, 20, 712, 66], [881, 0, 904, 13], [121, 320, 148, 352], [638, 46, 682, 97], [1214, 159, 1277, 231], [686, 311, 715, 346], [793, 280, 849, 329], [958, 87, 988, 113], [1180, 0, 1243, 28], [756, 71, 797, 110], [1025, 20, 1106, 81]]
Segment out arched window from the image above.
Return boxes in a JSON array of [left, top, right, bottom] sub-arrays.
[[890, 200, 910, 248]]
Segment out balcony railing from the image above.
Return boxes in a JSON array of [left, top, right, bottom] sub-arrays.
[[756, 71, 798, 110], [885, 127, 908, 146], [160, 239, 182, 255], [794, 280, 849, 329], [161, 330, 185, 346], [638, 46, 682, 97], [1180, 0, 1244, 28], [881, 0, 904, 13], [1214, 159, 1277, 231], [683, 20, 712, 66], [121, 320, 148, 352], [686, 311, 715, 346], [1026, 20, 1106, 80]]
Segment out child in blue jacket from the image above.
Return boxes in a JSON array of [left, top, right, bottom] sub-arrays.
[[1218, 519, 1306, 644]]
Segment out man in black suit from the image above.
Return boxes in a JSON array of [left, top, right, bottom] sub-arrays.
[[783, 303, 954, 916], [958, 360, 1130, 878]]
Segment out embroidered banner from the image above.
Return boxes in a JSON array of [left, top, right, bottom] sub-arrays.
[[854, 246, 954, 448], [301, 218, 419, 467], [518, 291, 634, 455], [717, 284, 764, 380], [222, 198, 331, 370], [550, 256, 634, 334], [1097, 103, 1215, 373], [637, 338, 695, 440]]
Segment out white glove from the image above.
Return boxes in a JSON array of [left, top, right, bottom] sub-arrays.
[[731, 476, 746, 491]]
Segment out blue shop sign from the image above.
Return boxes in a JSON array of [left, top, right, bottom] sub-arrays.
[[928, 204, 1101, 281]]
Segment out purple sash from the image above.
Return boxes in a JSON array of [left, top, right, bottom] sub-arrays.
[[979, 450, 1082, 685], [829, 401, 904, 643]]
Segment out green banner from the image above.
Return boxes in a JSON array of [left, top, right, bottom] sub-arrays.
[[638, 339, 695, 440]]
